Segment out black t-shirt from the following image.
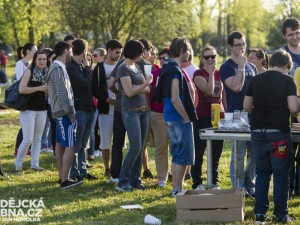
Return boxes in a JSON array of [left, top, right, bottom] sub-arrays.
[[246, 70, 297, 132]]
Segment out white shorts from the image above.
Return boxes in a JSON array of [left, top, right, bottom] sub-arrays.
[[98, 114, 114, 150]]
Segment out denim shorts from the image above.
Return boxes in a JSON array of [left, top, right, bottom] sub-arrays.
[[55, 116, 77, 147], [166, 120, 194, 165]]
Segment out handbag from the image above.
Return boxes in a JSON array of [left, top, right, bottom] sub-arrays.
[[4, 73, 33, 111]]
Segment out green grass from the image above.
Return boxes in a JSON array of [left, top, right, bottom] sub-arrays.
[[0, 112, 299, 224]]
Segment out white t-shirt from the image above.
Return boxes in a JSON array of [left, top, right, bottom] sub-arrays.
[[15, 60, 28, 80], [183, 63, 198, 81], [104, 63, 116, 114]]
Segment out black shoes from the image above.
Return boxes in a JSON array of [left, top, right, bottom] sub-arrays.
[[60, 180, 83, 189], [85, 173, 97, 180], [143, 169, 154, 179]]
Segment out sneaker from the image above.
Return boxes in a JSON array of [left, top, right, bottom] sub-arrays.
[[88, 155, 95, 161], [84, 173, 97, 180], [194, 184, 205, 191], [107, 176, 119, 183], [133, 184, 147, 190], [41, 147, 53, 154], [31, 166, 44, 171], [15, 166, 22, 171], [104, 169, 111, 177], [86, 163, 94, 168], [184, 173, 191, 180], [143, 169, 154, 179], [275, 215, 293, 224], [60, 180, 83, 189], [116, 185, 134, 192], [158, 180, 167, 188], [171, 188, 182, 197], [256, 213, 272, 224], [212, 186, 221, 190]]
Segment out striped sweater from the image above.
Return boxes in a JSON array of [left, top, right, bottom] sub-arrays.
[[45, 62, 75, 119]]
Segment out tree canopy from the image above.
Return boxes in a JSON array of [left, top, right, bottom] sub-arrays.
[[1, 0, 300, 55]]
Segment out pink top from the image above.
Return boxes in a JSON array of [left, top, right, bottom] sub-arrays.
[[149, 68, 191, 113], [193, 68, 224, 118]]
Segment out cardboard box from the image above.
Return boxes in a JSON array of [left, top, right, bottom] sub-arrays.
[[176, 188, 245, 223]]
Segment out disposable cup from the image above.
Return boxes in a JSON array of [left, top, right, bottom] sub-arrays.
[[224, 112, 233, 122], [144, 65, 152, 76], [144, 214, 161, 225]]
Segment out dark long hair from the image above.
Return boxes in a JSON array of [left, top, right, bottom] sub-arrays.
[[22, 43, 35, 57], [30, 50, 49, 74]]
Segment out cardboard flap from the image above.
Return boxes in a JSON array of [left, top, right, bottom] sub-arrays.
[[176, 188, 244, 209]]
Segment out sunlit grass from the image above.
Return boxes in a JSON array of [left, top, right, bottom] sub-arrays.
[[0, 112, 299, 224]]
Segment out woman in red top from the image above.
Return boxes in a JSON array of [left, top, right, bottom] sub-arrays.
[[191, 46, 227, 190]]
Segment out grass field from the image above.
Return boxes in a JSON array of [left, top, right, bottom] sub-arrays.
[[0, 111, 299, 224]]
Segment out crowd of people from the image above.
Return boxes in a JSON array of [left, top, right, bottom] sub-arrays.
[[10, 17, 300, 224]]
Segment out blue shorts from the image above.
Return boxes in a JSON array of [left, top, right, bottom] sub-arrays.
[[55, 116, 77, 147], [166, 120, 194, 165]]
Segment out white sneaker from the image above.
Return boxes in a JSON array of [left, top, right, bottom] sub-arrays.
[[194, 184, 205, 190], [158, 180, 166, 188], [107, 176, 119, 183], [41, 147, 53, 153], [212, 186, 221, 190]]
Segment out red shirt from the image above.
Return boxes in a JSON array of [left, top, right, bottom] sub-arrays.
[[193, 68, 224, 118]]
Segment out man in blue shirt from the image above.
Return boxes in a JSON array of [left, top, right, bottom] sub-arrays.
[[281, 17, 300, 197], [219, 31, 257, 198], [151, 38, 197, 197]]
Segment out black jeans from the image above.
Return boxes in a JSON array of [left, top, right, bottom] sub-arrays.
[[47, 104, 56, 156], [15, 128, 23, 149], [191, 117, 223, 188], [110, 110, 126, 179]]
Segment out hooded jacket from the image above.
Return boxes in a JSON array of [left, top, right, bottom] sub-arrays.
[[151, 58, 197, 122]]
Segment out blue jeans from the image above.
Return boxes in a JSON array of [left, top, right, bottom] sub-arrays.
[[117, 110, 149, 188], [166, 120, 194, 166], [230, 140, 256, 194], [70, 110, 94, 178], [87, 109, 98, 156], [251, 131, 292, 219]]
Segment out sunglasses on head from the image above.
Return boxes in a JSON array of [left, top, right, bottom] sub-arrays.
[[203, 55, 216, 60]]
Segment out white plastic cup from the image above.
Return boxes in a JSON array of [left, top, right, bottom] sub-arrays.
[[144, 214, 161, 225], [144, 65, 152, 76], [224, 112, 233, 122]]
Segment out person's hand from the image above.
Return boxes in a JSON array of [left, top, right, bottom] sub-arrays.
[[39, 84, 48, 92], [237, 50, 247, 67], [106, 98, 116, 105], [70, 117, 75, 123], [205, 60, 216, 74], [82, 54, 90, 67], [145, 74, 153, 85]]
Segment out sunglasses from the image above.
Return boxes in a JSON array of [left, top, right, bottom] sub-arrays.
[[203, 55, 216, 60], [93, 54, 99, 58]]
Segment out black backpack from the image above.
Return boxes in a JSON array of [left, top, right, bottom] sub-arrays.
[[4, 73, 33, 111]]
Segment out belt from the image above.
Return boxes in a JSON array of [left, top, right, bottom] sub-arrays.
[[252, 129, 281, 133], [128, 106, 148, 111]]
